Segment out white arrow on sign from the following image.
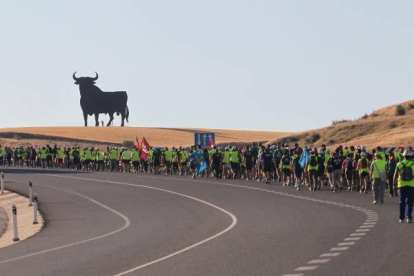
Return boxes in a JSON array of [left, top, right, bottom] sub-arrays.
[[197, 134, 201, 144], [203, 134, 207, 145]]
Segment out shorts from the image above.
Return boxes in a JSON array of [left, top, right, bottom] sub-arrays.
[[360, 171, 369, 177], [295, 170, 303, 178], [283, 168, 291, 176], [317, 168, 325, 177], [132, 161, 139, 166], [246, 162, 253, 170], [153, 161, 160, 167], [309, 170, 318, 177], [122, 160, 130, 164], [346, 170, 353, 181], [264, 165, 272, 172], [223, 163, 231, 169], [231, 163, 239, 171]]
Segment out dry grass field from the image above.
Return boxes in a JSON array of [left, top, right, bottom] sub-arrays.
[[1, 100, 413, 149], [268, 100, 414, 149], [0, 127, 288, 148]]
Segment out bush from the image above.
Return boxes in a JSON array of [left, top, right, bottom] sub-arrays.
[[371, 112, 379, 117], [332, 119, 349, 125], [361, 113, 368, 120], [122, 140, 135, 148], [306, 133, 321, 144], [408, 103, 414, 110], [389, 122, 398, 129], [395, 105, 406, 116]]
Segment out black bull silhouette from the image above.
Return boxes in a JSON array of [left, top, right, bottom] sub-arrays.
[[73, 72, 129, 127]]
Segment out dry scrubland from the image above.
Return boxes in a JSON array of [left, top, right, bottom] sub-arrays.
[[269, 100, 414, 149], [0, 100, 413, 148]]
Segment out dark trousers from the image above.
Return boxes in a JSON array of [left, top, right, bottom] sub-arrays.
[[398, 186, 414, 220]]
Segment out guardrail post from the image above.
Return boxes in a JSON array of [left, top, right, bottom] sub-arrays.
[[12, 204, 19, 242], [33, 194, 38, 224], [1, 172, 4, 194], [29, 181, 33, 206]]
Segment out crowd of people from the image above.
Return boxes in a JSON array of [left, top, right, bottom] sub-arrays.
[[0, 142, 413, 223]]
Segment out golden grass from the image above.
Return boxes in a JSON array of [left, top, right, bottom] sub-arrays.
[[0, 127, 288, 147]]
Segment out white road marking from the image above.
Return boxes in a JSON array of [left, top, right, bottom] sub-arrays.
[[345, 237, 361, 241], [338, 242, 355, 246], [0, 182, 131, 265], [309, 259, 330, 264], [356, 229, 370, 232], [360, 225, 374, 228], [363, 222, 376, 225], [320, 253, 341, 257], [282, 274, 304, 276], [295, 266, 319, 271], [34, 174, 238, 276], [19, 172, 379, 276], [330, 247, 349, 251]]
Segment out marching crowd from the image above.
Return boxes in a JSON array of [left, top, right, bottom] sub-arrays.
[[1, 142, 413, 223]]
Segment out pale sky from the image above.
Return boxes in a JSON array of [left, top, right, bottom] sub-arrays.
[[0, 1, 413, 132]]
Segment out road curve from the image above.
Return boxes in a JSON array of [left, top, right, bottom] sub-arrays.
[[0, 168, 413, 276]]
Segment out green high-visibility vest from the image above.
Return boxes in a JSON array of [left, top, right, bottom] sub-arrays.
[[371, 159, 386, 179]]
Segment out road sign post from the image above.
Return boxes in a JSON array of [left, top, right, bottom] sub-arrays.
[[29, 181, 33, 206], [1, 172, 4, 194], [12, 204, 19, 242], [194, 133, 215, 147]]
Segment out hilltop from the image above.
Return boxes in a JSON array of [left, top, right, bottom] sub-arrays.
[[0, 127, 287, 148], [269, 100, 414, 149]]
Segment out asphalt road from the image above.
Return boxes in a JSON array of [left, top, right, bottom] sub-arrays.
[[0, 168, 413, 276]]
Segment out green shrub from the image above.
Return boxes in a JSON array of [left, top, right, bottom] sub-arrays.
[[395, 105, 406, 116], [389, 122, 398, 129], [361, 113, 368, 119], [122, 140, 135, 148], [371, 112, 379, 117]]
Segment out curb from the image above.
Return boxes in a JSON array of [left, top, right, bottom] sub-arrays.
[[0, 207, 8, 238]]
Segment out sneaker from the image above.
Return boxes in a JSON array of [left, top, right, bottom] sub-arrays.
[[407, 218, 413, 223], [297, 186, 300, 191], [399, 219, 404, 223], [373, 201, 378, 204]]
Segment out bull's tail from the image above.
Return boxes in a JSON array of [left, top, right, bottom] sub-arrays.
[[125, 105, 129, 123]]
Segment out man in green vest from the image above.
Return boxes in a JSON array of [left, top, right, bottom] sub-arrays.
[[110, 146, 119, 172], [121, 148, 132, 172], [164, 147, 173, 175], [229, 146, 240, 179], [370, 153, 387, 204], [393, 150, 414, 223], [96, 148, 105, 171], [132, 148, 140, 173]]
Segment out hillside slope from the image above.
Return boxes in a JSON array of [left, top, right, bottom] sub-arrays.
[[269, 100, 414, 148]]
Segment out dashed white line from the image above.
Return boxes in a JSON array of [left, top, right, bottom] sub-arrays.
[[338, 242, 355, 246], [295, 266, 319, 271], [330, 247, 349, 251], [356, 229, 370, 232], [351, 233, 366, 236], [345, 237, 361, 241], [320, 252, 341, 257], [308, 259, 330, 264]]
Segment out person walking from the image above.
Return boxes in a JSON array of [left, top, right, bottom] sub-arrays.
[[370, 153, 387, 204], [393, 150, 414, 223]]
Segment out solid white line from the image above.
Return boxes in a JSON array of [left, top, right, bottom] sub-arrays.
[[345, 237, 361, 241], [309, 259, 330, 264], [39, 174, 238, 276], [0, 183, 131, 265], [295, 266, 318, 271], [330, 247, 349, 251], [320, 253, 341, 257], [338, 242, 355, 246]]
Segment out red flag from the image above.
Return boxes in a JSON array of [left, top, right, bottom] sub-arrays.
[[134, 136, 140, 150], [209, 137, 214, 148], [139, 137, 151, 159]]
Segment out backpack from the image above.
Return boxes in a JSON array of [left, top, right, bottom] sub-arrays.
[[309, 155, 317, 167], [400, 162, 414, 181], [345, 158, 354, 171], [360, 158, 368, 169]]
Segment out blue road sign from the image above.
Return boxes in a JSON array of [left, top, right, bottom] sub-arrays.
[[194, 132, 215, 147]]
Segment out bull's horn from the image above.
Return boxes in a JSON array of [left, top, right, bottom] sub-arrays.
[[92, 72, 99, 81], [73, 72, 79, 81]]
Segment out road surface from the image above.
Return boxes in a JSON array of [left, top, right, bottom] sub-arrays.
[[0, 168, 412, 276]]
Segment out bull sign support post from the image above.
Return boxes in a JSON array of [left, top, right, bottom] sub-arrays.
[[1, 172, 4, 194], [73, 72, 130, 127]]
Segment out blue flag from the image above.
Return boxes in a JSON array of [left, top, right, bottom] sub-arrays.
[[190, 150, 208, 173], [299, 149, 310, 168]]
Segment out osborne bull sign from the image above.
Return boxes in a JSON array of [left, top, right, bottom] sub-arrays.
[[73, 72, 130, 127]]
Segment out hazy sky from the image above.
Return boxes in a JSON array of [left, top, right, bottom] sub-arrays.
[[1, 1, 413, 132]]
